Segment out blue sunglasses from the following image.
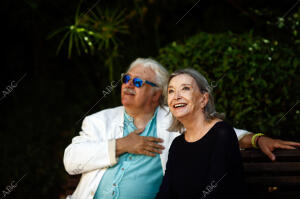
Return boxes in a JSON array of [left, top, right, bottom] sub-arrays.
[[121, 73, 158, 88]]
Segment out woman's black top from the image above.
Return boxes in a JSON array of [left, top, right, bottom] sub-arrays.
[[156, 121, 247, 199]]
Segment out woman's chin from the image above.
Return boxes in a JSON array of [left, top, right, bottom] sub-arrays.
[[171, 109, 189, 119]]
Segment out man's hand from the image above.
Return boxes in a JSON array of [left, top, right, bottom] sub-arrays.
[[257, 136, 300, 161], [116, 128, 165, 157]]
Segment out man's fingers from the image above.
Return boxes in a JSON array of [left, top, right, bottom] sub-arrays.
[[277, 144, 296, 150], [262, 148, 276, 161], [146, 136, 164, 143], [147, 141, 165, 150], [280, 140, 300, 147], [144, 145, 162, 154], [141, 149, 156, 157]]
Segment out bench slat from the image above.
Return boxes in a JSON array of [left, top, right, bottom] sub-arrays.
[[246, 176, 300, 186], [244, 162, 300, 173], [241, 148, 300, 162]]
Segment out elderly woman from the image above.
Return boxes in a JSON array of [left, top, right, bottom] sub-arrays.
[[156, 69, 247, 199]]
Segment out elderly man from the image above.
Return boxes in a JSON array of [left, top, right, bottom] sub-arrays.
[[64, 58, 300, 199]]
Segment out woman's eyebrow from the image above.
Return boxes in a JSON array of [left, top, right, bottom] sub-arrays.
[[181, 83, 192, 86]]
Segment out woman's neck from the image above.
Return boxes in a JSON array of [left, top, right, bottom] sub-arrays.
[[182, 113, 220, 142]]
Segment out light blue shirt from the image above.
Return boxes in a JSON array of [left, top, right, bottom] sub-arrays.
[[94, 108, 163, 199]]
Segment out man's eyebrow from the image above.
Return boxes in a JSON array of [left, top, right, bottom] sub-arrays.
[[127, 73, 141, 78], [168, 85, 174, 88]]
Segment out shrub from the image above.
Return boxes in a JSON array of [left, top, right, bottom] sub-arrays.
[[157, 31, 300, 140]]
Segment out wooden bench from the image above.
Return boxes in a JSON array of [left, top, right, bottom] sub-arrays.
[[60, 148, 300, 198], [241, 148, 300, 199]]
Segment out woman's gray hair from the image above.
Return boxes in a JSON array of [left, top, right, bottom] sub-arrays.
[[127, 58, 169, 106], [167, 68, 225, 133]]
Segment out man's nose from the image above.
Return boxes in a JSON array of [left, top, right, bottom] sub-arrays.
[[126, 78, 135, 87]]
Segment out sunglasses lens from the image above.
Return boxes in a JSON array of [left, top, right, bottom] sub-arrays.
[[133, 78, 143, 88], [123, 74, 130, 83]]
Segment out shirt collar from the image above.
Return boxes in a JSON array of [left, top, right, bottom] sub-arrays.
[[124, 107, 159, 124]]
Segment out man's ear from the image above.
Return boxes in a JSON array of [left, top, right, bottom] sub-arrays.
[[153, 89, 163, 103]]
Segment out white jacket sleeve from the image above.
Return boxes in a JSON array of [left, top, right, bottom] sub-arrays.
[[233, 127, 252, 141], [63, 116, 117, 175]]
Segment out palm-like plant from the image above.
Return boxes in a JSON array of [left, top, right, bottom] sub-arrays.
[[48, 1, 129, 59], [88, 7, 129, 50]]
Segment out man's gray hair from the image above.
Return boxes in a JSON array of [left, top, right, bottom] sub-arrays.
[[127, 58, 169, 106], [167, 68, 225, 133]]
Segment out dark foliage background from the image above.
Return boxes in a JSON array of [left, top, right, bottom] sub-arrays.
[[1, 0, 299, 198]]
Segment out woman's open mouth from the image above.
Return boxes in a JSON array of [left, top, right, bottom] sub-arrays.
[[173, 103, 187, 109]]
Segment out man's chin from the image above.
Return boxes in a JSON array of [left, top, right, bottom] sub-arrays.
[[121, 99, 134, 107]]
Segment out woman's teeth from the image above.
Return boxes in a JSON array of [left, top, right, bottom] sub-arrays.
[[174, 103, 187, 108]]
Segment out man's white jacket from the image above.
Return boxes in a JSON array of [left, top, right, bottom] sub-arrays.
[[63, 106, 249, 199]]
